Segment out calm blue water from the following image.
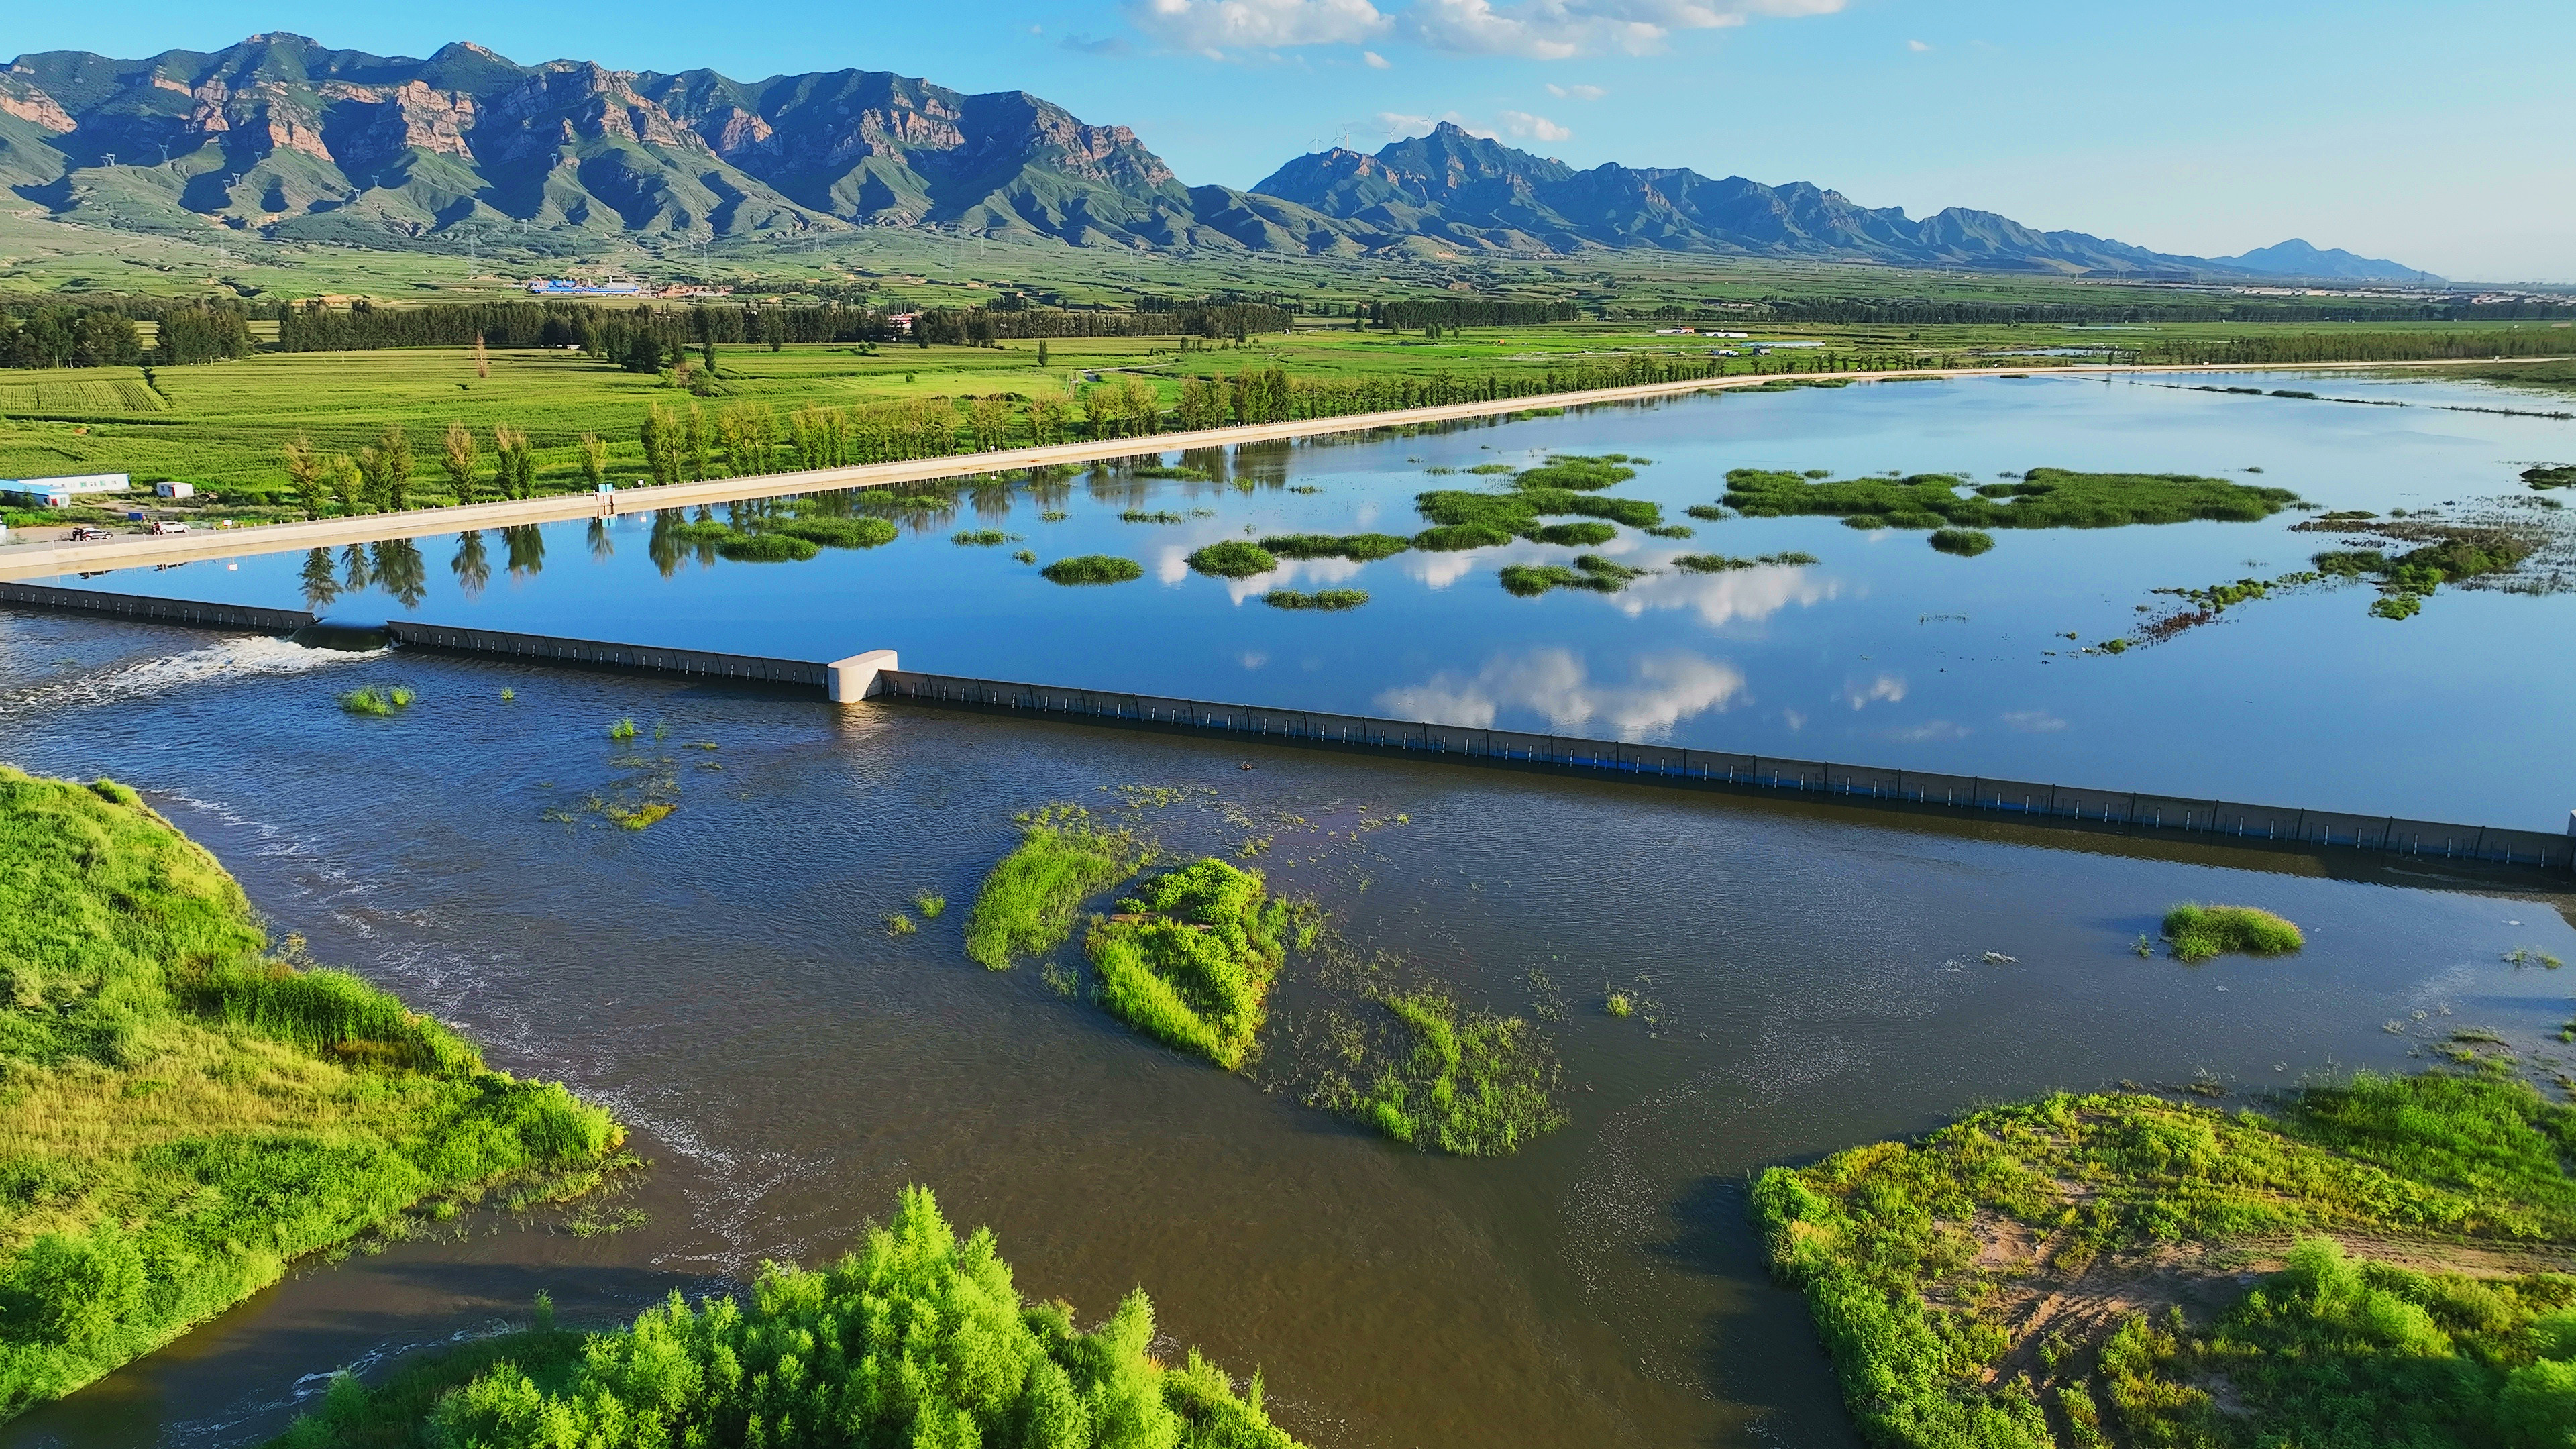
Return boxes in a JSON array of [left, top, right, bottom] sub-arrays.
[[29, 370, 2576, 827]]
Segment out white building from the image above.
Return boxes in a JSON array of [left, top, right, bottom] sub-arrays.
[[0, 473, 128, 508]]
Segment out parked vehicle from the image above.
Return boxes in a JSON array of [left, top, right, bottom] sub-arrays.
[[146, 520, 190, 535], [68, 525, 114, 541]]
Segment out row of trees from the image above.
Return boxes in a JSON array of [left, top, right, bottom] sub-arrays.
[[273, 298, 1295, 358], [1641, 298, 2576, 325], [1, 301, 251, 368]]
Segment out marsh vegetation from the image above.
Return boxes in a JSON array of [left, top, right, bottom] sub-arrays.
[[1040, 555, 1146, 586], [1671, 551, 1817, 573], [1259, 533, 1412, 561], [1262, 589, 1369, 611], [1086, 859, 1295, 1071], [1185, 541, 1279, 579], [2162, 902, 2304, 962], [1303, 988, 1567, 1157], [1499, 555, 1650, 597], [336, 684, 416, 716], [1756, 1068, 2576, 1449], [1725, 466, 2302, 531], [963, 806, 1148, 969]]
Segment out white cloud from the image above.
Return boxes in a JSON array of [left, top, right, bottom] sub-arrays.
[[1498, 109, 1574, 142], [1364, 48, 1393, 66], [2002, 710, 2068, 733], [1839, 673, 1905, 710], [1405, 0, 1847, 60], [1376, 648, 1748, 738], [1601, 554, 1839, 626], [1547, 82, 1609, 99], [1377, 109, 1495, 138], [1905, 38, 1931, 51], [1887, 720, 1967, 742], [1128, 0, 1390, 56]]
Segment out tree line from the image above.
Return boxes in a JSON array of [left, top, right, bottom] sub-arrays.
[[1631, 298, 2576, 325], [1, 301, 252, 368]]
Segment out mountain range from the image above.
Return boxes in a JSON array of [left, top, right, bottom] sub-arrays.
[[0, 34, 2432, 282]]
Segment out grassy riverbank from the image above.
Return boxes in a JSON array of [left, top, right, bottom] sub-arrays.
[[1754, 1068, 2576, 1448], [264, 1185, 1301, 1449], [0, 768, 622, 1421]]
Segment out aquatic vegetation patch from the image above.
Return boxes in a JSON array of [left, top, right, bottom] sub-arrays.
[[0, 769, 622, 1421], [270, 1186, 1303, 1449], [1306, 989, 1567, 1157], [1120, 508, 1211, 524], [964, 804, 1149, 969], [1928, 527, 1995, 556], [1185, 540, 1278, 578], [1086, 859, 1293, 1071], [1643, 523, 1695, 539], [1531, 521, 1617, 547], [601, 800, 674, 831], [1499, 554, 1650, 596], [1413, 480, 1662, 551], [2162, 902, 2304, 962], [1259, 532, 1412, 561], [336, 684, 415, 716], [1263, 589, 1369, 611], [1041, 554, 1146, 585], [765, 515, 896, 549], [2527, 464, 2576, 490], [1754, 1068, 2576, 1449], [1672, 551, 1818, 572], [1511, 454, 1638, 492], [949, 529, 1020, 547], [1725, 466, 2302, 529], [713, 529, 819, 563]]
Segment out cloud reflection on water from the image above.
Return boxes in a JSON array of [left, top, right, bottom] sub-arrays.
[[1375, 648, 1748, 739]]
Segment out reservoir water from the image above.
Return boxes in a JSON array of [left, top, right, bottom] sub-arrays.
[[3, 369, 2573, 1448]]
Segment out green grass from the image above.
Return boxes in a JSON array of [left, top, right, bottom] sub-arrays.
[[2162, 902, 2304, 962], [1605, 989, 1635, 1018], [963, 805, 1148, 969], [336, 684, 415, 716], [1308, 989, 1567, 1157], [1086, 859, 1291, 1071], [914, 892, 947, 920], [1725, 466, 2302, 530], [1040, 554, 1144, 585], [1499, 554, 1649, 597], [1672, 551, 1818, 572], [606, 717, 637, 741], [263, 1186, 1300, 1449], [1258, 532, 1412, 561], [0, 769, 621, 1421], [1754, 1069, 2576, 1449], [1185, 540, 1279, 578], [950, 528, 1018, 546], [1414, 478, 1663, 552], [1262, 588, 1369, 610], [1928, 527, 1996, 556]]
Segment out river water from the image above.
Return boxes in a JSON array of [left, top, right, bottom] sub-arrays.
[[24, 370, 2576, 829], [4, 371, 2575, 1448]]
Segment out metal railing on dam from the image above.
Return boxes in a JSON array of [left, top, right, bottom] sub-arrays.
[[381, 621, 828, 688], [875, 668, 2576, 874], [0, 580, 315, 634]]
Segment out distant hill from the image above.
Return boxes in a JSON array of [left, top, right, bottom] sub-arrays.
[[0, 34, 2426, 281], [2204, 239, 2436, 284]]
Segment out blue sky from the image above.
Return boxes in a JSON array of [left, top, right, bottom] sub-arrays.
[[14, 1, 2571, 280]]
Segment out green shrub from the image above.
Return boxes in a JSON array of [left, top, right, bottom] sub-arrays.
[[1185, 540, 1279, 578], [2162, 902, 2304, 962], [1041, 555, 1145, 585], [273, 1187, 1302, 1449]]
